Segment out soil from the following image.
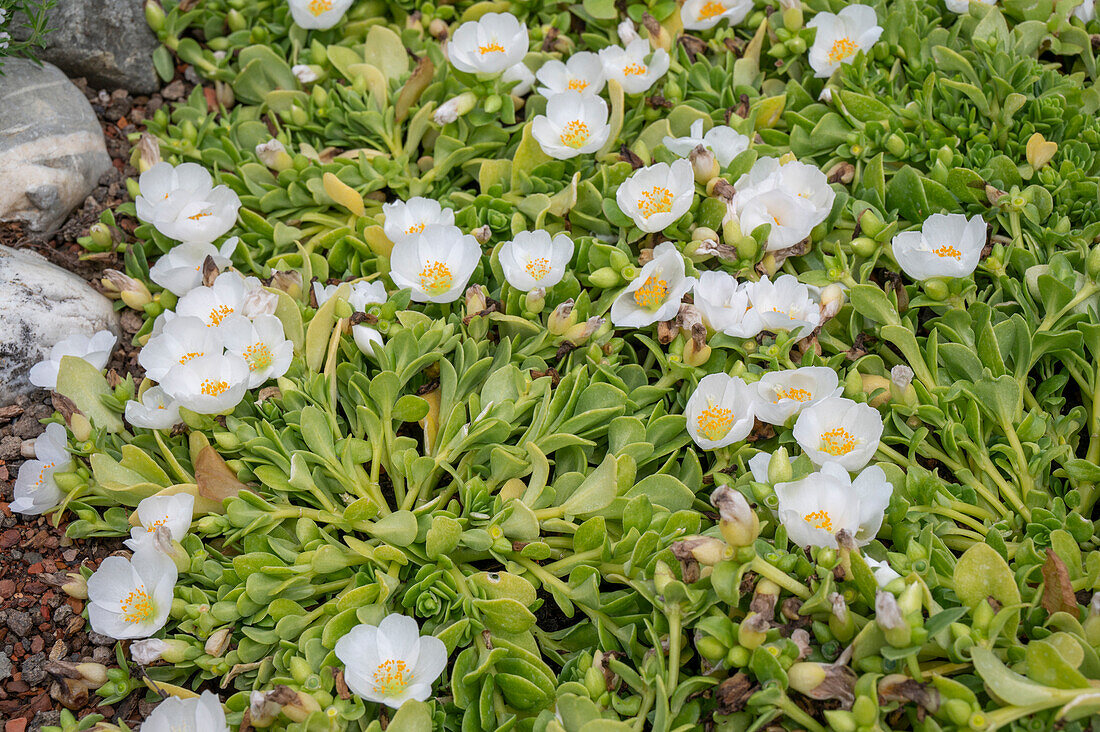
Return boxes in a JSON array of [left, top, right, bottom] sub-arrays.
[[0, 67, 197, 730]]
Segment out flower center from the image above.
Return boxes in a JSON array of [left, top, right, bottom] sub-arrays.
[[179, 351, 203, 365], [187, 211, 212, 221], [121, 587, 153, 624], [566, 78, 589, 91], [820, 427, 856, 456], [34, 462, 56, 488], [245, 342, 274, 371], [774, 387, 812, 403], [525, 257, 552, 281], [309, 0, 333, 15], [633, 275, 669, 309], [623, 62, 647, 76], [803, 510, 834, 532], [405, 223, 425, 235], [479, 41, 506, 55], [419, 261, 453, 295], [696, 404, 734, 441], [208, 305, 234, 326], [933, 245, 962, 259], [146, 517, 168, 534], [559, 120, 591, 149], [372, 659, 413, 695], [637, 186, 674, 218], [827, 37, 858, 64], [201, 379, 230, 397], [698, 1, 727, 19]]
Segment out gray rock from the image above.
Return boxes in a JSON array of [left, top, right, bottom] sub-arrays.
[[5, 609, 33, 637], [0, 59, 112, 235], [0, 652, 11, 681], [12, 1, 160, 93], [0, 246, 121, 406], [21, 652, 48, 685], [0, 436, 19, 461]]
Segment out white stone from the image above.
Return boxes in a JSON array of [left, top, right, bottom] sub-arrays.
[[0, 245, 121, 406]]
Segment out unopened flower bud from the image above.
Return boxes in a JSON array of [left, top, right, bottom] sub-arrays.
[[434, 91, 478, 125], [153, 525, 190, 572], [780, 0, 803, 30], [653, 559, 675, 595], [101, 270, 152, 309], [890, 365, 916, 402], [131, 638, 194, 665], [671, 536, 731, 581], [242, 287, 279, 318], [710, 486, 760, 547], [876, 591, 911, 647], [144, 1, 166, 32], [548, 299, 577, 334], [860, 373, 893, 407], [464, 284, 488, 318], [690, 145, 719, 184], [738, 611, 769, 649], [292, 64, 319, 84], [564, 317, 603, 346], [214, 80, 235, 109], [683, 323, 711, 367], [471, 225, 492, 244], [256, 139, 294, 172], [788, 662, 856, 705], [205, 627, 232, 657], [136, 133, 162, 173], [589, 266, 622, 288], [269, 269, 303, 299], [428, 18, 449, 39], [61, 572, 88, 599], [818, 283, 846, 322], [828, 592, 856, 642], [69, 413, 92, 443], [618, 20, 639, 44], [249, 690, 281, 727], [767, 447, 793, 484], [524, 287, 546, 314]]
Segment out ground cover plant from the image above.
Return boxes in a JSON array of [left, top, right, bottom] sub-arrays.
[[15, 0, 1100, 729]]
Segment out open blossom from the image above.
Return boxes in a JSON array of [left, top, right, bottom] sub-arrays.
[[890, 213, 985, 281], [220, 315, 293, 388], [140, 316, 225, 382], [349, 281, 388, 357], [746, 275, 822, 338], [866, 557, 902, 587], [1075, 0, 1095, 21], [616, 159, 695, 233], [694, 271, 758, 337], [792, 396, 884, 471], [610, 242, 696, 327], [946, 0, 997, 13], [535, 52, 606, 97], [754, 367, 841, 426], [389, 225, 481, 303], [125, 386, 183, 430], [498, 230, 574, 291], [29, 330, 117, 390], [161, 352, 251, 415], [148, 238, 237, 296], [448, 12, 529, 75], [382, 197, 456, 246], [125, 494, 195, 553], [12, 423, 72, 515], [807, 5, 883, 78], [503, 62, 536, 95], [775, 462, 893, 548], [686, 373, 757, 449], [664, 120, 749, 169], [335, 614, 448, 708], [287, 0, 354, 30], [681, 0, 753, 31], [88, 548, 177, 639], [176, 271, 262, 329], [732, 158, 835, 251], [599, 38, 670, 94], [143, 691, 230, 732], [135, 162, 241, 242], [532, 92, 610, 159]]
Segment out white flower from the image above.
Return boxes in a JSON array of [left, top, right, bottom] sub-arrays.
[[135, 162, 241, 242], [498, 230, 574, 291], [148, 238, 238, 297], [130, 638, 169, 666], [618, 20, 639, 44], [807, 5, 883, 78], [745, 275, 822, 339], [389, 225, 482, 303], [139, 316, 225, 382], [739, 189, 821, 251], [685, 373, 757, 449], [11, 423, 72, 515], [681, 0, 753, 30], [161, 352, 251, 415], [748, 451, 770, 483], [143, 690, 229, 732], [693, 270, 759, 337], [598, 38, 670, 95], [448, 12, 529, 75], [87, 548, 177, 639], [125, 494, 195, 553], [535, 52, 606, 97], [176, 271, 261, 329], [241, 287, 279, 319], [731, 158, 835, 251], [753, 367, 841, 426], [792, 396, 884, 471], [946, 0, 997, 13], [220, 315, 293, 388], [335, 614, 448, 709], [287, 0, 354, 29], [382, 197, 456, 246], [503, 62, 536, 95], [610, 242, 696, 327], [865, 557, 902, 587], [663, 120, 749, 169], [531, 92, 611, 159], [348, 281, 389, 357], [292, 64, 319, 83], [890, 213, 985, 281], [775, 462, 893, 548], [1075, 0, 1095, 22], [125, 386, 183, 431], [29, 330, 117, 390], [616, 159, 695, 233]]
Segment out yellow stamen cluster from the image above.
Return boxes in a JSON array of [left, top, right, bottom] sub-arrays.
[[178, 351, 203, 365], [933, 245, 962, 259], [774, 387, 812, 403], [121, 587, 153, 624], [827, 37, 858, 64], [803, 510, 834, 532], [559, 120, 591, 149], [208, 305, 234, 326], [696, 405, 734, 441], [637, 186, 674, 218], [187, 211, 212, 221], [622, 63, 647, 76], [525, 257, 552, 281], [201, 379, 230, 397], [567, 78, 589, 91], [820, 427, 856, 456], [633, 275, 669, 309], [698, 1, 727, 20], [479, 41, 506, 54], [372, 659, 412, 694], [405, 223, 426, 235], [419, 261, 453, 295], [245, 342, 274, 371], [34, 462, 56, 488], [145, 517, 168, 534], [309, 0, 333, 15]]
